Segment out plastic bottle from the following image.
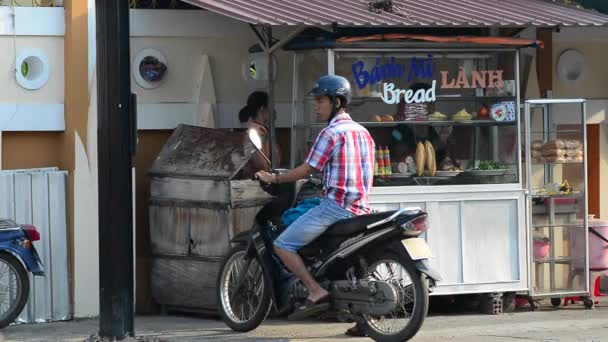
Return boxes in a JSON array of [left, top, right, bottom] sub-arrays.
[[374, 155, 379, 176], [377, 147, 385, 177], [384, 146, 392, 176]]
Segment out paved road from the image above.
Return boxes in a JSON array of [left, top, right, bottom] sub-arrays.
[[2, 304, 608, 341]]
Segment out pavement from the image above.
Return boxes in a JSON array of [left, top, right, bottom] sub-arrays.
[[1, 302, 608, 341]]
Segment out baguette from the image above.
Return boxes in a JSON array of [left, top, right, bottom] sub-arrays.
[[416, 142, 425, 176], [425, 140, 436, 176]]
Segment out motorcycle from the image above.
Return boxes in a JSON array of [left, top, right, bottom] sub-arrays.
[[0, 218, 45, 328], [216, 129, 441, 342]]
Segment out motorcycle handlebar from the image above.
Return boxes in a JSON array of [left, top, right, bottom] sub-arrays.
[[254, 170, 322, 192]]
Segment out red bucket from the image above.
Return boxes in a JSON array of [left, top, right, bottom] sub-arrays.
[[534, 240, 550, 259]]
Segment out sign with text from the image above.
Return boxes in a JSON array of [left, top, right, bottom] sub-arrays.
[[351, 55, 504, 104]]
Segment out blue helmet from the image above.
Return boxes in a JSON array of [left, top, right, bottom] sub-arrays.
[[308, 75, 352, 106]]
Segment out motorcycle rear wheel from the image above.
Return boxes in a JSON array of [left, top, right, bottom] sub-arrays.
[[217, 245, 272, 332], [0, 253, 29, 329], [362, 251, 429, 342]]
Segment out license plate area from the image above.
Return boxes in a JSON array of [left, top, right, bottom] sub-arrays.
[[402, 238, 432, 260]]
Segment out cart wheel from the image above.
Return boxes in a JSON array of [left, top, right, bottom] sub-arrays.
[[583, 298, 595, 310], [551, 298, 562, 307], [529, 299, 540, 311]]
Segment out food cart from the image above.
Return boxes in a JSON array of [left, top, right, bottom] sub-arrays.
[[280, 37, 589, 314]]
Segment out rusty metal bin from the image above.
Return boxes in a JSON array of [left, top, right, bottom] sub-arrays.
[[147, 124, 272, 313]]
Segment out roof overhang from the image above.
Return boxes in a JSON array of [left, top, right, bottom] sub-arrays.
[[182, 0, 608, 28]]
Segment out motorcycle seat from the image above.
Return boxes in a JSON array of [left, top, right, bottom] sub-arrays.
[[324, 210, 398, 237]]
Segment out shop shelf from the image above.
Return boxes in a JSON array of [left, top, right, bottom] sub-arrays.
[[530, 161, 584, 165], [532, 223, 584, 229], [533, 256, 584, 264], [531, 194, 581, 215], [529, 130, 583, 134], [532, 205, 579, 215], [530, 192, 583, 199], [531, 289, 588, 297], [294, 120, 517, 128]]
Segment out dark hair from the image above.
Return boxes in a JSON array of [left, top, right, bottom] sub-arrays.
[[239, 91, 268, 123]]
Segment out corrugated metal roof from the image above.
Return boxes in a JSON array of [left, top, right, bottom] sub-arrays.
[[182, 0, 608, 27]]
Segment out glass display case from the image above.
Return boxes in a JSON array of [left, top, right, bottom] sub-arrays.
[[290, 49, 521, 187], [524, 99, 589, 299]]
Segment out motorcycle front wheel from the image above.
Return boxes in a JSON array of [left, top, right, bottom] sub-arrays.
[[362, 251, 429, 342], [216, 245, 271, 332], [0, 253, 29, 328]]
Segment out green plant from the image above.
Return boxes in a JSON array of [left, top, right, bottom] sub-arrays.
[[20, 61, 28, 77], [473, 160, 504, 170]]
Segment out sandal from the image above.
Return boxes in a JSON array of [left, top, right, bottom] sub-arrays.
[[345, 324, 367, 337], [287, 294, 330, 321]]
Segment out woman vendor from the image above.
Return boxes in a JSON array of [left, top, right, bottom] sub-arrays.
[[239, 91, 281, 176]]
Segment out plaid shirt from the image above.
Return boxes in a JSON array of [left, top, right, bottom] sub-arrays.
[[305, 114, 375, 215]]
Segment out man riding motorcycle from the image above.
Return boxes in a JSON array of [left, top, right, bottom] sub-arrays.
[[255, 75, 375, 334]]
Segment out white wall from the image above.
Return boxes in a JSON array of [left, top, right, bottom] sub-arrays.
[[129, 10, 296, 130], [71, 0, 99, 318], [0, 7, 65, 131]]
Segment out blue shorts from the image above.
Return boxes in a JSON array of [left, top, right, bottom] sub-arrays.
[[273, 198, 353, 252]]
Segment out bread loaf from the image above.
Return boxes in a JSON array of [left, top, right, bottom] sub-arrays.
[[416, 142, 425, 176], [425, 141, 436, 176], [541, 148, 566, 158], [565, 155, 583, 162], [381, 115, 394, 122], [566, 149, 583, 157], [564, 140, 581, 149], [531, 140, 543, 150], [542, 140, 565, 150], [368, 115, 382, 122]]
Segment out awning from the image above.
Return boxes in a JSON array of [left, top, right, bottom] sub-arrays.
[[337, 34, 545, 48], [183, 0, 608, 27]]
